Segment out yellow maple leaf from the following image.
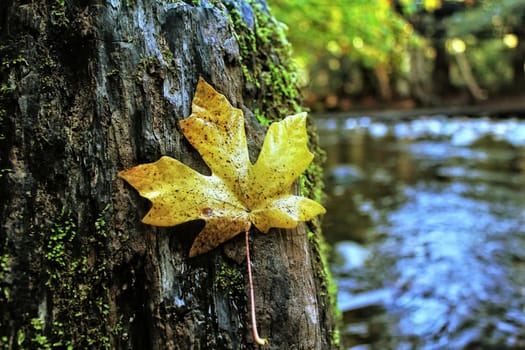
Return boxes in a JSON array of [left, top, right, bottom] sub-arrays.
[[119, 77, 326, 257]]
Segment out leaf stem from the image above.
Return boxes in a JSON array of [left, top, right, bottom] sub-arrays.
[[245, 230, 269, 346]]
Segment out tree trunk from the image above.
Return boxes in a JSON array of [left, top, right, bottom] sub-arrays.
[[511, 36, 525, 91], [0, 1, 338, 349]]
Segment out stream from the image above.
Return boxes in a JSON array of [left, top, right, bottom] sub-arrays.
[[317, 114, 525, 349]]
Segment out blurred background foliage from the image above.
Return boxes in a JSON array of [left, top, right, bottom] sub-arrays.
[[267, 0, 525, 111]]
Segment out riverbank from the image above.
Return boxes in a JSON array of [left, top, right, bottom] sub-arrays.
[[314, 96, 525, 120]]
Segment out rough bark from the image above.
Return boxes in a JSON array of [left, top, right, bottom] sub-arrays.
[[0, 0, 337, 349]]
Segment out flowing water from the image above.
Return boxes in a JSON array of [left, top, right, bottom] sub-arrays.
[[317, 115, 525, 349]]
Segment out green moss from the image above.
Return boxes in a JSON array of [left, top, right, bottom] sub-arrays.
[[36, 206, 112, 349], [105, 68, 120, 78], [225, 0, 302, 121], [0, 85, 14, 95], [30, 318, 52, 350], [136, 55, 162, 76], [0, 236, 10, 302], [1, 56, 28, 69], [38, 56, 60, 94], [253, 107, 271, 126], [215, 261, 244, 297], [161, 48, 174, 64], [300, 163, 324, 202], [46, 208, 76, 270], [50, 0, 69, 27]]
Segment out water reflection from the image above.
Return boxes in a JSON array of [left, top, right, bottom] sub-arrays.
[[317, 116, 525, 349]]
